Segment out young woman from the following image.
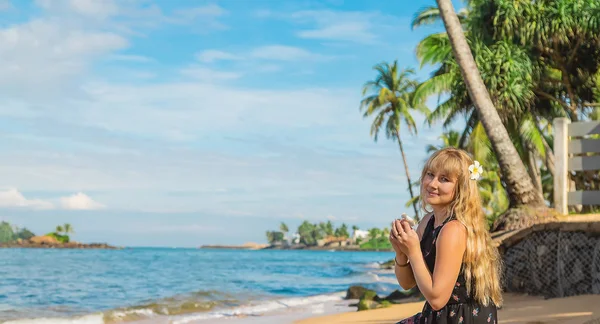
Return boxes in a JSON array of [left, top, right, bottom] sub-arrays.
[[390, 148, 502, 324]]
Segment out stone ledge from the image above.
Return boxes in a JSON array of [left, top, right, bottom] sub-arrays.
[[494, 214, 600, 250]]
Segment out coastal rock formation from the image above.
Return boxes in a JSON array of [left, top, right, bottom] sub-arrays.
[[29, 235, 59, 245], [345, 286, 370, 299], [357, 290, 388, 311], [380, 259, 395, 269], [345, 286, 424, 311], [383, 288, 423, 304]]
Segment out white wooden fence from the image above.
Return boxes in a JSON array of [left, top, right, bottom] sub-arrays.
[[553, 117, 600, 214]]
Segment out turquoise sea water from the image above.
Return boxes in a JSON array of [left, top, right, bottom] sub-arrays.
[[0, 248, 398, 323]]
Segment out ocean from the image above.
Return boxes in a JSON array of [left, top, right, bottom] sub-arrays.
[[0, 248, 400, 323]]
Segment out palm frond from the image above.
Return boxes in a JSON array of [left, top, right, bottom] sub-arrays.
[[415, 33, 453, 68]]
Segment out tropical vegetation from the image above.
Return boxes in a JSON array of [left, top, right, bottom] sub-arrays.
[[0, 221, 75, 244], [47, 223, 75, 243], [362, 0, 600, 231], [0, 221, 35, 243], [265, 221, 392, 250]]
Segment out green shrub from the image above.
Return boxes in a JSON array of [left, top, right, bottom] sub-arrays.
[[359, 237, 392, 250], [46, 232, 70, 243]]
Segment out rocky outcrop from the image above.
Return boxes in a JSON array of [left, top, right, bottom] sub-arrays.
[[345, 286, 370, 299], [345, 286, 424, 311], [29, 235, 59, 244], [0, 236, 120, 249], [380, 259, 395, 269]]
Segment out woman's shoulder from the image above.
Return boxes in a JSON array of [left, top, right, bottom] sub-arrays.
[[438, 220, 467, 244]]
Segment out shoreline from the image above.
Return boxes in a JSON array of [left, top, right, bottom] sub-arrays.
[[0, 242, 121, 249], [199, 245, 393, 252]]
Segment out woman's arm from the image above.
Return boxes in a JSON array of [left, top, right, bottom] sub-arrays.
[[394, 252, 415, 290], [407, 220, 466, 310], [393, 213, 433, 290]]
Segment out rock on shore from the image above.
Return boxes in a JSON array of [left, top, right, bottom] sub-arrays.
[[345, 285, 424, 311]]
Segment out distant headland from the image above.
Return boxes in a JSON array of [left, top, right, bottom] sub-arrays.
[[199, 220, 395, 252], [199, 242, 270, 250], [0, 221, 120, 250]]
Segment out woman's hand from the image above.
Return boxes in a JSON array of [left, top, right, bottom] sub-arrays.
[[399, 221, 421, 259], [389, 219, 421, 258], [389, 219, 408, 256]]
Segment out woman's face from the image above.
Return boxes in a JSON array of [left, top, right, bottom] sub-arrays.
[[422, 169, 457, 208]]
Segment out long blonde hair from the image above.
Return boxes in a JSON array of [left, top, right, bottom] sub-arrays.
[[419, 148, 503, 307]]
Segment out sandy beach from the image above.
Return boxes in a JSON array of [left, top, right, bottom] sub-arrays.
[[295, 293, 600, 324]]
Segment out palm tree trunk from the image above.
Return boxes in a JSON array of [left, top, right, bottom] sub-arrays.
[[526, 148, 544, 202], [435, 0, 548, 230], [396, 130, 420, 221], [534, 120, 555, 177]]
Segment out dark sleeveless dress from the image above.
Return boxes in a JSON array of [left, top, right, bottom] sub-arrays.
[[396, 214, 498, 324]]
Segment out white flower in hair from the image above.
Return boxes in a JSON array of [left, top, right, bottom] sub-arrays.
[[468, 160, 483, 180]]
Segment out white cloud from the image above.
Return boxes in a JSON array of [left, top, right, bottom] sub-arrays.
[[249, 45, 329, 61], [180, 66, 242, 81], [292, 10, 379, 43], [298, 22, 373, 42], [196, 46, 329, 64], [0, 18, 128, 99], [196, 50, 240, 63], [173, 4, 227, 19], [66, 82, 358, 136], [60, 192, 104, 210], [67, 0, 119, 19], [0, 188, 54, 210], [170, 4, 228, 30], [107, 54, 154, 63], [35, 0, 119, 20], [0, 189, 106, 211], [258, 10, 403, 44], [255, 9, 402, 43]]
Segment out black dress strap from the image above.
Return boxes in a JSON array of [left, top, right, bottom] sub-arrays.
[[433, 212, 455, 229]]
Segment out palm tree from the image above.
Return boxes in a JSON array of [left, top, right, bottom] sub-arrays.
[[368, 228, 381, 250], [279, 222, 288, 234], [63, 223, 74, 234], [411, 5, 468, 30], [413, 4, 556, 165], [361, 62, 430, 221], [435, 0, 547, 230], [266, 231, 274, 244], [426, 130, 461, 153], [55, 225, 64, 234]]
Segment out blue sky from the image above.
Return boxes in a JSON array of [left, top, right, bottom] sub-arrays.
[[0, 0, 464, 247]]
